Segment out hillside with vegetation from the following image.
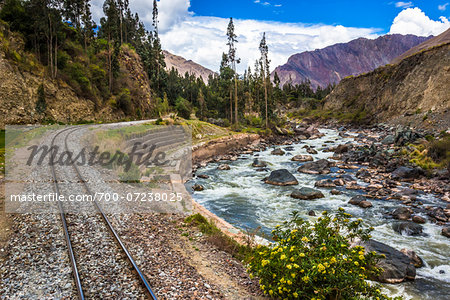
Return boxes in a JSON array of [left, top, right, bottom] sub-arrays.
[[0, 0, 333, 130]]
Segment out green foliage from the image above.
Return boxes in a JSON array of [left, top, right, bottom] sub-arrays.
[[155, 93, 170, 117], [428, 134, 450, 170], [248, 209, 397, 300], [117, 89, 133, 114], [175, 96, 192, 119], [35, 84, 46, 114], [118, 161, 141, 183]]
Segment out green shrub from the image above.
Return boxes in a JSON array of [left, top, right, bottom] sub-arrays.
[[35, 83, 46, 114], [57, 50, 70, 70], [117, 89, 133, 115], [247, 209, 396, 300], [175, 96, 192, 119]]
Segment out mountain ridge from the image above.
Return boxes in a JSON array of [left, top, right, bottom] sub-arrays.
[[272, 34, 431, 88], [163, 50, 215, 81]]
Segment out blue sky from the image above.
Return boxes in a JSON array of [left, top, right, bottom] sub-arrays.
[[190, 0, 449, 33], [91, 0, 450, 72]]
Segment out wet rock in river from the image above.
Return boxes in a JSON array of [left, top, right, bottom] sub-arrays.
[[442, 227, 450, 238], [264, 169, 298, 186], [348, 195, 372, 208], [306, 147, 318, 154], [315, 179, 336, 188], [391, 166, 424, 180], [412, 215, 426, 224], [392, 222, 424, 236], [392, 207, 412, 220], [291, 187, 325, 200], [291, 155, 313, 162], [427, 207, 448, 222], [400, 249, 424, 268], [361, 240, 416, 283], [217, 164, 231, 170], [197, 174, 209, 179], [192, 184, 204, 192], [330, 189, 342, 195], [298, 159, 332, 175], [271, 148, 285, 156], [308, 210, 316, 216], [334, 144, 349, 154], [252, 158, 267, 168]]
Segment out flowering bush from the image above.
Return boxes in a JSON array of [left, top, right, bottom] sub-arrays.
[[247, 209, 399, 300]]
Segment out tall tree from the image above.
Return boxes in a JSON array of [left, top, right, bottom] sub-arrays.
[[226, 17, 239, 124], [259, 32, 270, 128]]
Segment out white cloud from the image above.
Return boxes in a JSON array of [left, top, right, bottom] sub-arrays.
[[90, 0, 380, 73], [389, 7, 450, 36], [395, 2, 414, 8], [438, 3, 449, 11]]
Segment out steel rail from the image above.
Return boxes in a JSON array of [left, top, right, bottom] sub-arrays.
[[49, 127, 85, 300], [64, 127, 158, 300]]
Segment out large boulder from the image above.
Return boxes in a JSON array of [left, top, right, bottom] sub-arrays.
[[291, 187, 324, 200], [392, 207, 412, 220], [271, 148, 285, 156], [334, 144, 350, 154], [264, 169, 298, 186], [252, 158, 267, 168], [360, 240, 416, 283], [314, 179, 336, 188], [392, 222, 424, 236], [400, 249, 424, 268], [298, 159, 332, 175], [442, 226, 450, 238], [348, 195, 372, 208], [391, 166, 424, 180], [192, 184, 204, 191], [291, 155, 313, 162]]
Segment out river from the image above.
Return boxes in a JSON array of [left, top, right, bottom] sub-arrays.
[[188, 128, 450, 299]]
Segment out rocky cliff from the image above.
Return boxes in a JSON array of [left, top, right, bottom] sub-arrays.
[[323, 42, 450, 129], [163, 50, 215, 81], [272, 34, 430, 88], [0, 29, 153, 127]]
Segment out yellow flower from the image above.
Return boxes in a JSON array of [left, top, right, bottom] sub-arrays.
[[280, 254, 286, 260], [261, 285, 265, 290], [321, 246, 327, 251], [273, 273, 277, 278], [269, 290, 273, 296], [330, 257, 337, 264], [354, 261, 359, 266], [301, 237, 309, 243], [290, 257, 295, 262], [287, 264, 292, 270], [341, 243, 347, 247], [291, 273, 296, 278], [302, 275, 309, 282], [287, 280, 292, 285], [261, 259, 270, 267], [359, 255, 365, 260], [291, 229, 298, 234], [300, 269, 304, 273], [293, 292, 298, 298], [317, 263, 326, 272], [290, 246, 295, 252], [299, 253, 305, 257], [293, 263, 299, 268]]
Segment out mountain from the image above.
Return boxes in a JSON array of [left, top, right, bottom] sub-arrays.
[[163, 50, 215, 81], [391, 28, 450, 64], [323, 36, 450, 129], [272, 34, 431, 88]]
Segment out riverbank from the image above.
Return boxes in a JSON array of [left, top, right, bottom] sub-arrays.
[[188, 122, 450, 299]]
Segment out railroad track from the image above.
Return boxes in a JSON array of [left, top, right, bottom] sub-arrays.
[[50, 127, 157, 300]]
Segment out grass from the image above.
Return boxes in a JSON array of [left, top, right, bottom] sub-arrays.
[[0, 130, 4, 174], [184, 213, 254, 261], [183, 119, 237, 144]]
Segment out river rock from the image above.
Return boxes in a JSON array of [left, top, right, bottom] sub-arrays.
[[271, 148, 285, 156], [217, 164, 230, 170], [381, 135, 395, 145], [291, 155, 313, 162], [252, 159, 267, 168], [391, 166, 424, 180], [308, 210, 316, 216], [334, 144, 349, 154], [291, 187, 324, 200], [412, 215, 426, 224], [330, 189, 342, 195], [392, 222, 424, 236], [442, 227, 450, 238], [192, 184, 204, 191], [298, 159, 332, 175], [361, 240, 416, 283], [306, 147, 318, 154], [197, 174, 209, 179], [427, 207, 448, 222], [314, 179, 336, 188], [348, 195, 372, 208], [400, 249, 424, 268], [392, 207, 412, 220], [264, 169, 298, 186]]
